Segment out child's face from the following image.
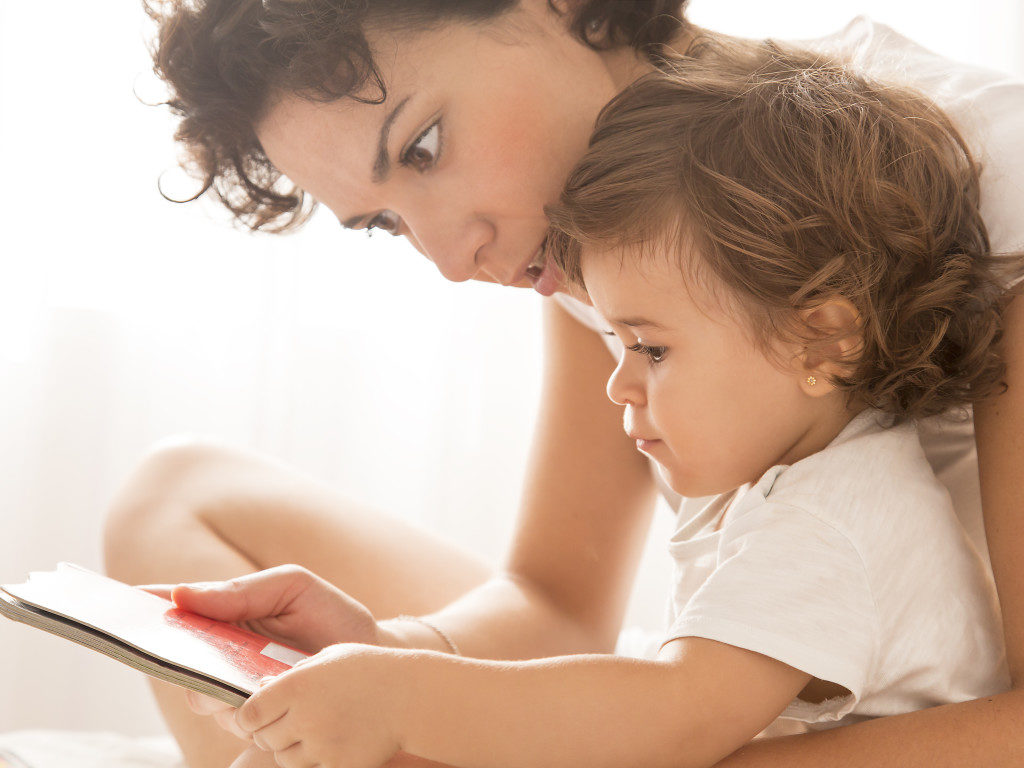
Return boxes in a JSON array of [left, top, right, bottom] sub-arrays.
[[582, 248, 830, 497]]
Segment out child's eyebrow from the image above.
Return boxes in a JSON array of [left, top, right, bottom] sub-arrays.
[[614, 317, 668, 331]]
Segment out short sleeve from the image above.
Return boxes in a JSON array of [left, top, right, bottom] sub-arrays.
[[665, 503, 878, 722]]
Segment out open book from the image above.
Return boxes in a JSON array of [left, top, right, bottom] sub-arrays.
[[0, 563, 309, 706]]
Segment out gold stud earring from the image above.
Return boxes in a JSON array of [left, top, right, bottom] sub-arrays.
[[806, 375, 817, 387]]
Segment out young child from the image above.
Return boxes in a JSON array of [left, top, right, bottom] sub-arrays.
[[205, 44, 1012, 768]]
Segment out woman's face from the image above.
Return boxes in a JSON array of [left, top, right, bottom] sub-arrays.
[[255, 0, 646, 296]]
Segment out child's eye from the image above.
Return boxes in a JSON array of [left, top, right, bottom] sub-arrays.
[[401, 120, 441, 172], [626, 342, 667, 363], [365, 210, 401, 237]]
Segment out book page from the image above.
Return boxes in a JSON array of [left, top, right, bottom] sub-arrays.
[[2, 563, 308, 694]]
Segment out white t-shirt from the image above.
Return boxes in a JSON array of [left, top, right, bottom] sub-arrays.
[[555, 16, 1024, 565], [662, 409, 1008, 728]]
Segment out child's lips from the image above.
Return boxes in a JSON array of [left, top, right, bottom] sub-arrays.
[[628, 433, 661, 452]]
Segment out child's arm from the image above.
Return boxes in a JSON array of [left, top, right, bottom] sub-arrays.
[[234, 637, 811, 768]]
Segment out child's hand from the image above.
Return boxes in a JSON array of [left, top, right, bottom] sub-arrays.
[[146, 565, 392, 745], [184, 690, 251, 741], [235, 643, 406, 768]]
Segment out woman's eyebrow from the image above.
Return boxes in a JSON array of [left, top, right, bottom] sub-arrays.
[[372, 95, 412, 184], [339, 96, 414, 229]]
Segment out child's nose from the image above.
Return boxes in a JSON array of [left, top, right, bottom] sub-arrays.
[[606, 358, 645, 407]]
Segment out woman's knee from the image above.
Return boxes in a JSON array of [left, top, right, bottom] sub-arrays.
[[102, 436, 243, 579]]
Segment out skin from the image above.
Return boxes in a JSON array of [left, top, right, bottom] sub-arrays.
[[208, 248, 870, 768], [229, 638, 811, 768], [255, 2, 648, 290], [104, 1, 1024, 766], [585, 247, 859, 498]]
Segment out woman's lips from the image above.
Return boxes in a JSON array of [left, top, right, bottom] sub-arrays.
[[529, 250, 566, 298], [524, 245, 545, 280], [512, 237, 563, 297]]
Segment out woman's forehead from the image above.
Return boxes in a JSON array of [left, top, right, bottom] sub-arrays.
[[255, 11, 559, 212], [257, 94, 380, 192], [255, 18, 489, 174]]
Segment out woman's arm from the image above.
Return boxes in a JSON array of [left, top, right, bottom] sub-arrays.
[[708, 290, 1024, 767], [104, 299, 657, 768], [390, 299, 659, 659], [975, 290, 1024, 683]]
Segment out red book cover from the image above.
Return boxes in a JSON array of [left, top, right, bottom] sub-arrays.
[[1, 563, 308, 700]]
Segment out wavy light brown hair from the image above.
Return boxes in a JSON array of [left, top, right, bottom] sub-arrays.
[[547, 41, 1016, 421], [144, 0, 689, 232]]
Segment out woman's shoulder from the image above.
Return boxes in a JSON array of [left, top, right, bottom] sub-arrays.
[[798, 16, 1019, 97], [802, 16, 1024, 265], [551, 292, 603, 331], [551, 293, 625, 363]]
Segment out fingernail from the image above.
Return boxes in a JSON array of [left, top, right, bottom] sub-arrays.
[[186, 582, 222, 591]]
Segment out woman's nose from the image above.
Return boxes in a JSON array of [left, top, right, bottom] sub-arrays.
[[607, 357, 645, 407], [405, 216, 496, 284]]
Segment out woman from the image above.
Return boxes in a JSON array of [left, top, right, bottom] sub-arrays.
[[105, 1, 1024, 766]]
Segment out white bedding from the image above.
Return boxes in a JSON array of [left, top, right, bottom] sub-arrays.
[[0, 731, 184, 768]]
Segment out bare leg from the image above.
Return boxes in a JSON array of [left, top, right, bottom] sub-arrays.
[[103, 438, 491, 768]]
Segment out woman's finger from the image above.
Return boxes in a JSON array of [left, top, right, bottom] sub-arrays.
[[135, 584, 175, 600], [186, 689, 234, 715], [170, 566, 314, 623]]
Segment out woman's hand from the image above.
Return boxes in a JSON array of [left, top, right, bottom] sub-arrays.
[[141, 565, 386, 740], [235, 643, 408, 768], [145, 564, 382, 653]]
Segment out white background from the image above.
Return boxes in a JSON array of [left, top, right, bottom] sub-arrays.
[[0, 0, 1021, 736]]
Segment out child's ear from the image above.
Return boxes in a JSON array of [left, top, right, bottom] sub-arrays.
[[796, 297, 863, 397]]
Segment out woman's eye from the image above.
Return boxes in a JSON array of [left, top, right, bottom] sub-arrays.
[[626, 342, 667, 363], [401, 121, 441, 172], [366, 210, 401, 236]]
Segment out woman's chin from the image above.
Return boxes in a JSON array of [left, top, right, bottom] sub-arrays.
[[562, 281, 591, 304]]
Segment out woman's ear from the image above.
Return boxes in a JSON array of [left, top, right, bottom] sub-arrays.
[[796, 297, 863, 397]]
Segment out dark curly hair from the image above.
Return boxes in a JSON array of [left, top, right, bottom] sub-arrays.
[[547, 40, 1020, 421], [144, 0, 689, 232]]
